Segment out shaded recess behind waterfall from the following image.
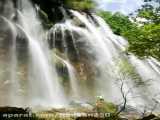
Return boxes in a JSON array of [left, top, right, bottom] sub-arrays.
[[28, 0, 95, 25], [31, 0, 65, 23]]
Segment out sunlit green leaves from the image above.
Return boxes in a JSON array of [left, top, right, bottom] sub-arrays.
[[98, 11, 134, 35]]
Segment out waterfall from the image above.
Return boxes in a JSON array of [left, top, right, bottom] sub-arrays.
[[49, 10, 160, 110], [0, 16, 22, 106], [83, 13, 160, 110], [54, 54, 80, 100], [0, 0, 67, 107], [49, 10, 129, 103], [8, 18, 20, 106], [49, 23, 81, 100], [17, 0, 67, 107], [0, 0, 160, 112]]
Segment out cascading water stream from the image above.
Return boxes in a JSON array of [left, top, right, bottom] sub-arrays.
[[49, 10, 129, 105], [93, 14, 160, 110], [49, 23, 81, 100], [49, 9, 160, 110], [147, 57, 160, 75], [9, 19, 20, 106], [16, 0, 67, 107], [69, 10, 126, 101], [54, 54, 80, 99], [0, 16, 21, 106]]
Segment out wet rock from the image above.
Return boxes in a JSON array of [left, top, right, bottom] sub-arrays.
[[0, 107, 30, 119], [0, 0, 16, 20], [0, 107, 39, 120], [0, 107, 28, 113], [0, 16, 28, 50], [139, 114, 157, 120], [70, 100, 93, 110], [31, 0, 66, 24], [0, 16, 14, 50]]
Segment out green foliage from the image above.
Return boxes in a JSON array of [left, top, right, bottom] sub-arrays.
[[98, 3, 160, 60], [126, 23, 160, 59], [127, 0, 160, 59], [95, 99, 117, 113], [98, 11, 135, 35], [137, 0, 160, 24], [102, 102, 117, 113], [143, 24, 160, 57], [118, 58, 142, 81], [64, 0, 96, 11]]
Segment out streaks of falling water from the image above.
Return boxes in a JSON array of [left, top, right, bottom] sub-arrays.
[[54, 54, 80, 100], [1, 16, 21, 106], [50, 10, 160, 110], [70, 10, 123, 101], [129, 55, 160, 95], [17, 0, 67, 107], [93, 14, 160, 110], [49, 10, 124, 103], [147, 57, 160, 75], [9, 19, 20, 106], [50, 24, 81, 99]]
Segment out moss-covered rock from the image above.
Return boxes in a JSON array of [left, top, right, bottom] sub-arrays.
[[64, 0, 96, 11], [94, 99, 117, 113]]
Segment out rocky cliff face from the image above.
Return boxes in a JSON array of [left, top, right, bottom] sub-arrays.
[[0, 0, 68, 49], [0, 0, 70, 24], [31, 0, 65, 23], [0, 0, 99, 104]]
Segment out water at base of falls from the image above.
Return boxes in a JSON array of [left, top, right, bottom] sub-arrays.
[[0, 0, 160, 112]]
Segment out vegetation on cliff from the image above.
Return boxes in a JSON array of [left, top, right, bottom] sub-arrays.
[[36, 0, 160, 60], [98, 0, 160, 60], [64, 0, 96, 11]]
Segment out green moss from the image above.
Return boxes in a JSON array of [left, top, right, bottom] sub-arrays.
[[51, 49, 70, 83], [102, 102, 117, 113], [95, 99, 117, 113], [64, 0, 96, 11], [117, 58, 143, 81]]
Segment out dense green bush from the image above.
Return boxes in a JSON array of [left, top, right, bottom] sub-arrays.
[[98, 11, 135, 35]]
